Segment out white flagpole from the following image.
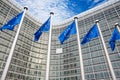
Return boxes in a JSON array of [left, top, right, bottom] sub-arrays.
[[96, 20, 117, 80], [0, 7, 28, 80], [115, 23, 120, 33], [45, 12, 54, 80], [74, 17, 85, 80]]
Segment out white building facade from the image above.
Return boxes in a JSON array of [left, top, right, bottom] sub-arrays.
[[0, 0, 120, 80]]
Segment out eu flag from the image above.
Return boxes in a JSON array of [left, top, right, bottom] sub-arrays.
[[81, 24, 99, 45], [109, 27, 120, 51], [58, 21, 76, 44], [34, 17, 51, 42], [0, 11, 24, 31]]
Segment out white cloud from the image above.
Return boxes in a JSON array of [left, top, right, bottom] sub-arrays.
[[93, 0, 103, 3], [10, 0, 75, 25], [10, 0, 108, 25]]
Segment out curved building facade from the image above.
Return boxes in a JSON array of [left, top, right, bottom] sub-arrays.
[[0, 0, 120, 80]]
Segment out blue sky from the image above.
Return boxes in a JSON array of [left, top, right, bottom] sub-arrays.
[[10, 0, 108, 24]]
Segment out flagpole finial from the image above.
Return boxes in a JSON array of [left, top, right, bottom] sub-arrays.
[[24, 7, 28, 10], [95, 20, 99, 23], [115, 23, 119, 26], [50, 12, 54, 15], [74, 17, 78, 20]]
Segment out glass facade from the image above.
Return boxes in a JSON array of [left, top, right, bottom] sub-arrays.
[[0, 0, 120, 80], [0, 1, 48, 80]]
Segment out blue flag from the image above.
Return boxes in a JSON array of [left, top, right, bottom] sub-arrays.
[[81, 24, 99, 45], [0, 11, 24, 31], [34, 17, 51, 42], [109, 27, 120, 51], [58, 21, 76, 44], [34, 31, 42, 42]]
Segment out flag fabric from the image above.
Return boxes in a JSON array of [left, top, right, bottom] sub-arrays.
[[34, 17, 51, 42], [34, 31, 42, 42], [81, 24, 99, 45], [58, 21, 76, 44], [0, 11, 24, 31], [109, 27, 120, 51]]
